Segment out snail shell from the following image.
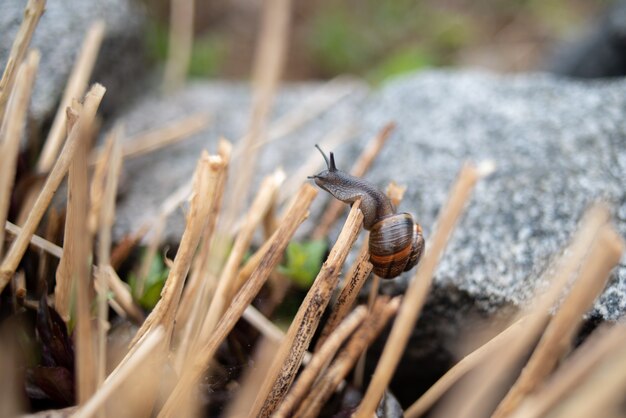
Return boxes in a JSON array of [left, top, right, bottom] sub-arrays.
[[369, 214, 425, 278], [309, 145, 425, 279]]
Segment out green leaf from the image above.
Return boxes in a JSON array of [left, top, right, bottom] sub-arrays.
[[279, 240, 328, 289], [128, 248, 170, 310]]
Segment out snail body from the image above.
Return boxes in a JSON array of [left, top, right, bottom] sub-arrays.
[[309, 145, 425, 279]]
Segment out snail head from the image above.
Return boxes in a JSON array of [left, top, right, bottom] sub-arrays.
[[308, 144, 343, 192]]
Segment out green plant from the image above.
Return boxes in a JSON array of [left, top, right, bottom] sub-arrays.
[[279, 240, 328, 289], [128, 250, 170, 310]]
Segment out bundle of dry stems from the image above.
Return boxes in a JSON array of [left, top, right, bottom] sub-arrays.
[[2, 1, 626, 418]]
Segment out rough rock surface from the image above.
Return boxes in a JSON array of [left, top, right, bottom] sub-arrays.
[[113, 70, 626, 321], [0, 0, 147, 124], [111, 71, 626, 407]]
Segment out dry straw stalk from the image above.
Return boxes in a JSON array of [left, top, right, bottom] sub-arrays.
[[511, 323, 626, 418], [436, 204, 612, 418], [294, 296, 401, 418], [157, 184, 317, 418], [128, 152, 225, 349], [405, 315, 529, 418], [0, 50, 39, 257], [0, 84, 106, 293], [274, 305, 368, 418], [492, 224, 626, 417], [226, 0, 291, 230], [353, 163, 484, 418], [250, 200, 363, 417], [37, 21, 105, 172], [0, 0, 45, 121]]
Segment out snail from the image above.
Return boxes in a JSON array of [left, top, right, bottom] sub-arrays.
[[309, 145, 425, 279]]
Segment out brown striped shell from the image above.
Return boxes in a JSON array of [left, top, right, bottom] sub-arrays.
[[368, 213, 425, 279]]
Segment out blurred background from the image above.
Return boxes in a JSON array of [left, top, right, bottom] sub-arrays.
[[141, 0, 616, 84]]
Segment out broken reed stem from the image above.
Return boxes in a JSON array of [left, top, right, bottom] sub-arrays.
[[197, 170, 284, 345], [294, 296, 401, 418], [511, 324, 626, 418], [312, 122, 396, 239], [163, 0, 194, 93], [0, 0, 45, 122], [93, 126, 123, 387], [0, 84, 105, 292], [0, 50, 39, 257], [37, 21, 105, 172], [175, 139, 231, 325], [5, 221, 63, 258], [54, 105, 81, 321], [69, 102, 98, 405], [74, 327, 165, 418], [129, 152, 224, 349], [251, 201, 363, 418], [157, 184, 317, 418], [225, 0, 291, 231], [492, 225, 625, 418], [353, 163, 483, 418], [405, 315, 530, 418], [437, 203, 612, 418], [274, 305, 368, 418], [314, 245, 372, 350], [176, 169, 282, 371], [88, 112, 211, 165]]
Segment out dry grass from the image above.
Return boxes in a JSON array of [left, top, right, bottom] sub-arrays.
[[3, 4, 626, 418]]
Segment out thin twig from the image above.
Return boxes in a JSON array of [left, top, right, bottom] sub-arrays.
[[175, 139, 231, 324], [128, 152, 224, 349], [37, 21, 105, 172], [69, 98, 99, 404], [92, 125, 123, 386], [294, 296, 401, 418], [354, 162, 487, 418], [177, 169, 283, 369], [0, 84, 105, 292], [314, 245, 372, 351], [251, 201, 363, 418], [493, 225, 625, 418], [197, 170, 284, 340], [88, 112, 211, 165], [511, 324, 626, 418], [433, 203, 612, 418], [0, 0, 46, 122], [157, 184, 317, 418], [275, 306, 368, 418], [0, 50, 39, 257], [5, 221, 63, 258], [163, 0, 194, 92], [225, 0, 291, 231]]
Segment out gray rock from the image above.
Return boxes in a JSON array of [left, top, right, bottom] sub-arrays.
[[111, 79, 369, 242], [111, 70, 626, 408], [364, 71, 626, 322], [0, 0, 147, 124], [113, 70, 626, 321]]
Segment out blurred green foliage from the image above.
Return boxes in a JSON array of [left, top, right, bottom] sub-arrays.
[[145, 21, 224, 78], [143, 0, 608, 83], [128, 249, 170, 310], [307, 0, 476, 84], [279, 240, 328, 289]]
